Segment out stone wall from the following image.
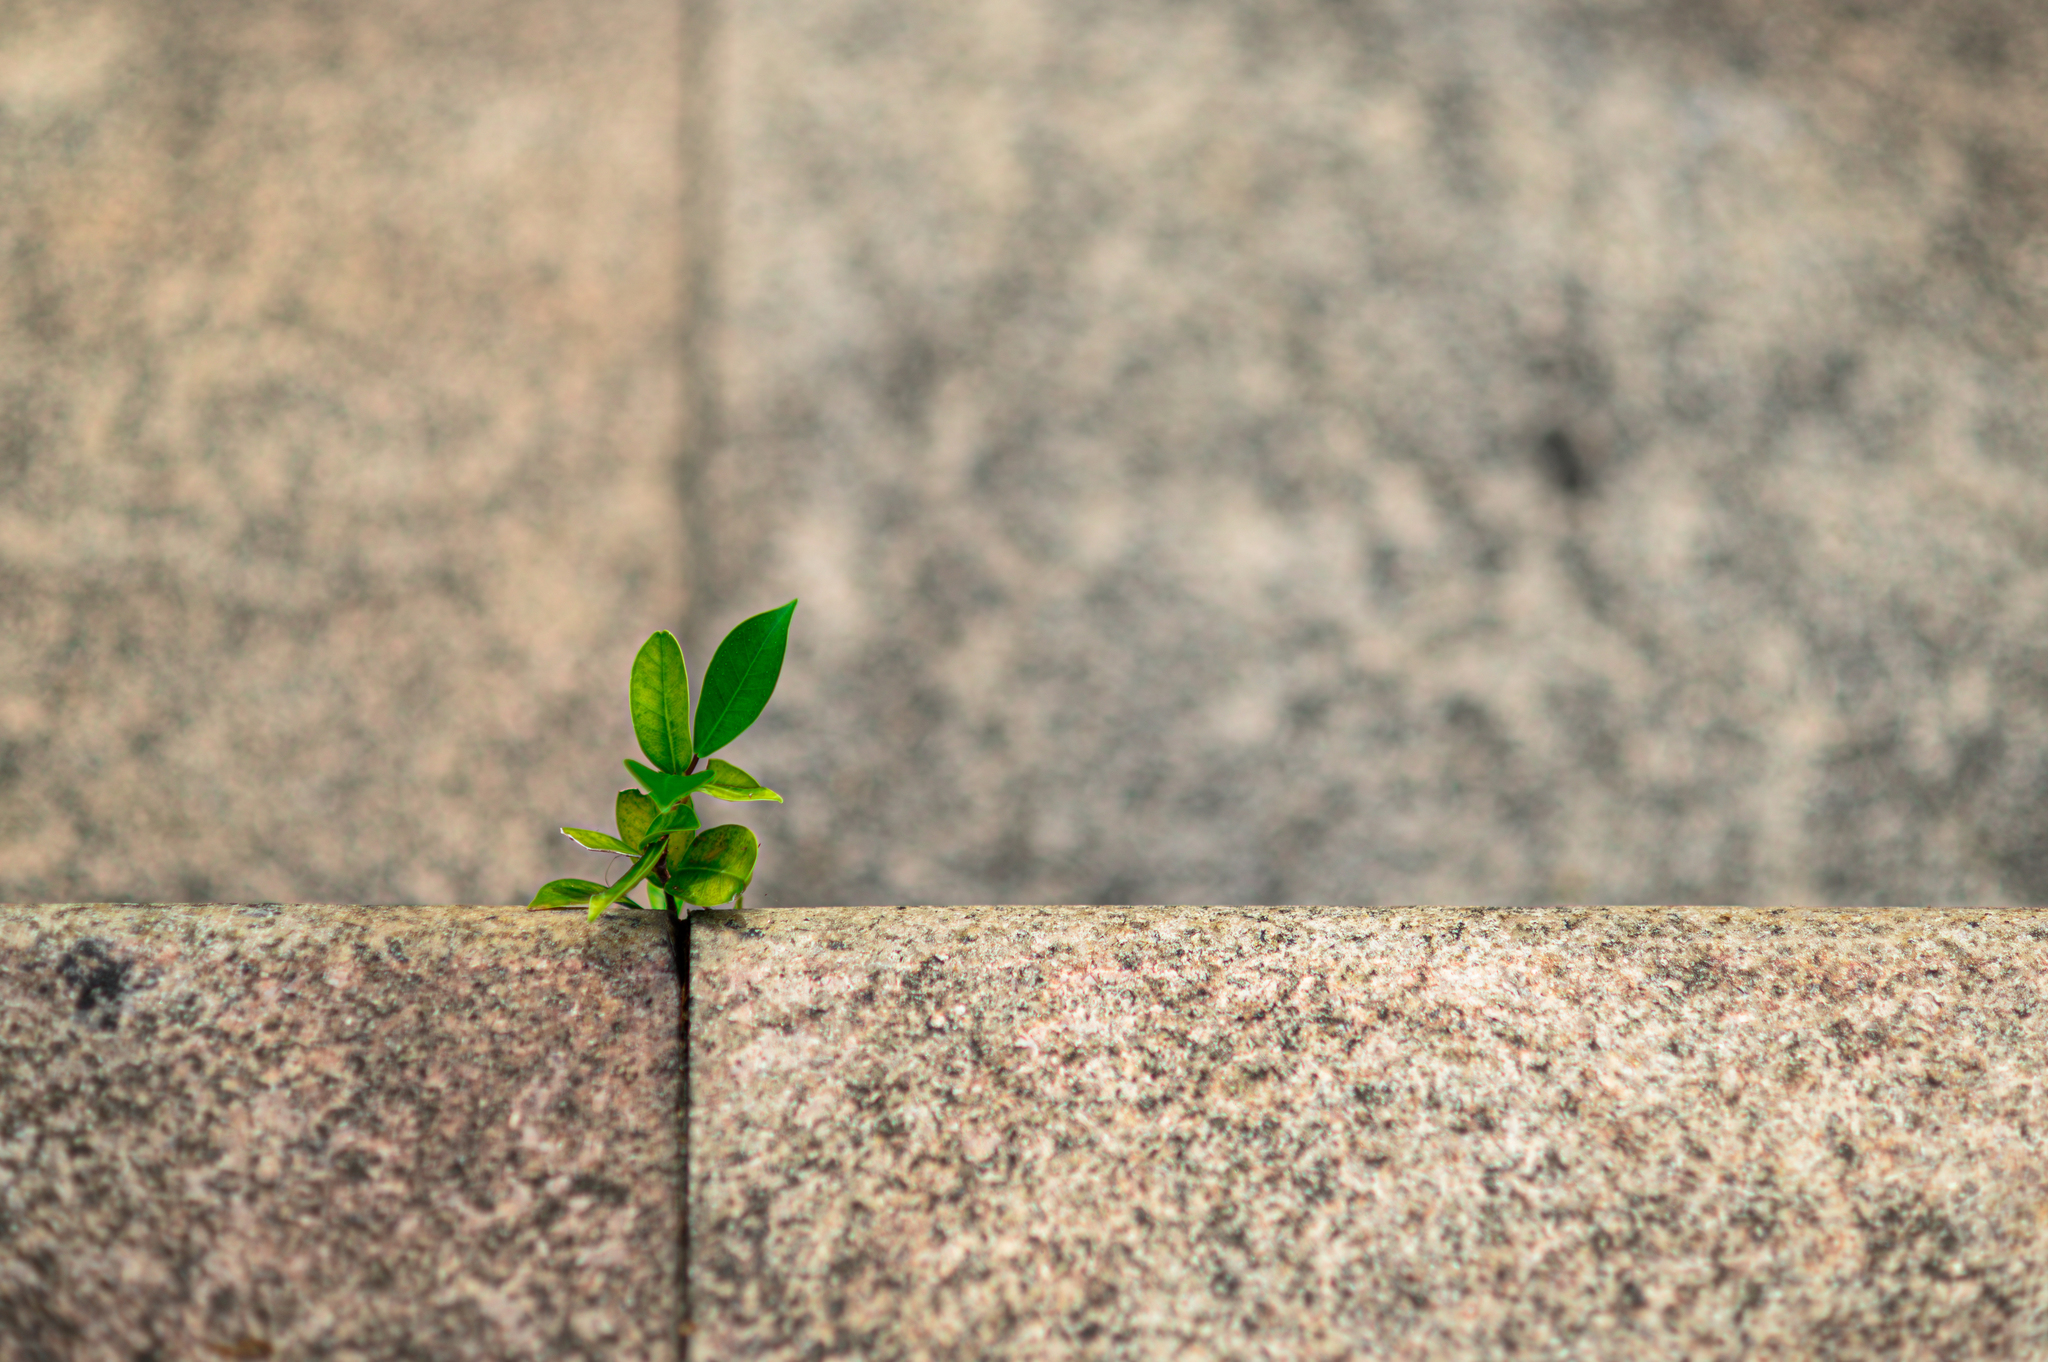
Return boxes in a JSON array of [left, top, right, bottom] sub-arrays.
[[6, 1, 2048, 910], [0, 0, 689, 906], [695, 0, 2048, 909]]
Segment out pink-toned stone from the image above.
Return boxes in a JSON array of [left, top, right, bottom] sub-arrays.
[[689, 905, 2048, 1359], [0, 903, 680, 1360]]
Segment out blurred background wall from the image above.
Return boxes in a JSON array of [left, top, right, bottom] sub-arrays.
[[5, 0, 2047, 909], [0, 0, 689, 905]]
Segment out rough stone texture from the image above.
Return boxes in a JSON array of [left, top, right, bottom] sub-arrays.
[[0, 0, 689, 907], [691, 904, 2048, 1359], [0, 903, 681, 1361], [698, 0, 2048, 910]]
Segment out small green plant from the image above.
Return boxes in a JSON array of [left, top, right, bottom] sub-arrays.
[[528, 601, 796, 922]]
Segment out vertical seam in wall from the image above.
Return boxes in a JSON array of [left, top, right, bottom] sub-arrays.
[[676, 0, 721, 1348], [679, 0, 724, 638], [671, 907, 693, 1358], [675, 0, 725, 1345]]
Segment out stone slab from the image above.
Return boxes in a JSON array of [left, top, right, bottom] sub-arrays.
[[0, 0, 689, 908], [689, 904, 2048, 1359], [0, 903, 681, 1361], [698, 0, 2048, 911]]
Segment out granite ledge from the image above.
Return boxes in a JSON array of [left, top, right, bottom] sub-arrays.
[[0, 902, 682, 1362], [689, 904, 2048, 1361]]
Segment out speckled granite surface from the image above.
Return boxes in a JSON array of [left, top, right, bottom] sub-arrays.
[[690, 905, 2048, 1359], [0, 903, 681, 1361]]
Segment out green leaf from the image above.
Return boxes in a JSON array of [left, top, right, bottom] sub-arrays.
[[694, 600, 796, 757], [615, 788, 658, 848], [528, 877, 606, 910], [562, 827, 636, 854], [629, 631, 693, 773], [589, 841, 664, 922], [646, 882, 671, 915], [667, 824, 757, 908], [641, 796, 701, 845], [701, 758, 783, 804], [669, 869, 745, 907], [676, 822, 759, 885], [624, 759, 717, 812], [664, 829, 695, 871]]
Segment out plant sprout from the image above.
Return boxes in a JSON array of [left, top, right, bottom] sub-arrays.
[[528, 601, 795, 922]]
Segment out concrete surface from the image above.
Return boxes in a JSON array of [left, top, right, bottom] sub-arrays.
[[0, 0, 690, 907], [689, 904, 2048, 1359], [695, 0, 2048, 910], [0, 902, 681, 1361], [6, 1, 2048, 921]]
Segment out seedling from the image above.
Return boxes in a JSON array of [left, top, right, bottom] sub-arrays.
[[528, 601, 796, 922]]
